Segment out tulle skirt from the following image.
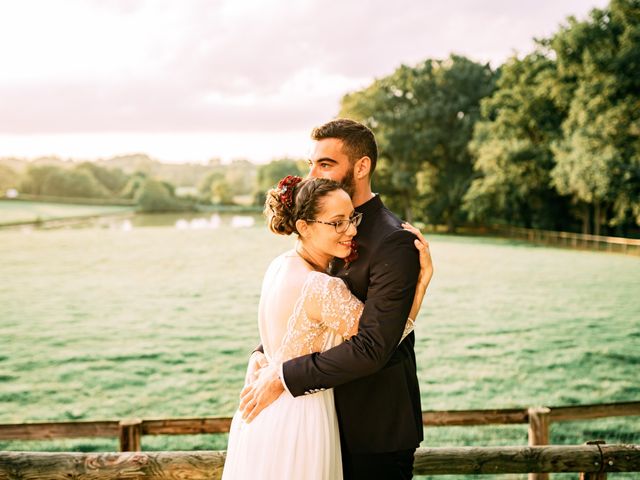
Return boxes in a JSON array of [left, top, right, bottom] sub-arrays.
[[221, 388, 342, 480]]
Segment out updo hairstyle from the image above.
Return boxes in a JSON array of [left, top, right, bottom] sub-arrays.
[[265, 177, 343, 236]]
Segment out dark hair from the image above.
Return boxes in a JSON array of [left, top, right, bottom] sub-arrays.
[[264, 177, 343, 236], [311, 118, 378, 174]]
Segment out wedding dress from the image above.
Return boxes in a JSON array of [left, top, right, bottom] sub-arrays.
[[221, 251, 414, 480]]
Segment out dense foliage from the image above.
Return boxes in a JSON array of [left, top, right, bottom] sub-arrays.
[[341, 0, 640, 235], [340, 55, 496, 229]]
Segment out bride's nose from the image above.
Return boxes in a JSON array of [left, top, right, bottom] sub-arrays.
[[345, 221, 357, 237]]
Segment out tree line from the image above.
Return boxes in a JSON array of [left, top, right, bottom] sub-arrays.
[[342, 0, 639, 236], [1, 0, 637, 234], [0, 154, 307, 213]]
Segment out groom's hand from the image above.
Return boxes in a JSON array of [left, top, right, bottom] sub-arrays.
[[239, 363, 284, 422]]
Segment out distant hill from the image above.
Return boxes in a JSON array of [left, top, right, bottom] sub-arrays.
[[0, 156, 78, 173], [0, 154, 257, 189], [96, 153, 158, 174], [97, 154, 220, 187]]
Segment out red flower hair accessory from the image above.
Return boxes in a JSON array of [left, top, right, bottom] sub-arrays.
[[277, 175, 303, 208], [344, 240, 359, 267]]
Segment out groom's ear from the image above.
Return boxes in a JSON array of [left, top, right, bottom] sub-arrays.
[[354, 156, 371, 179]]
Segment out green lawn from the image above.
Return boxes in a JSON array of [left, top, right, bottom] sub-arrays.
[[0, 200, 134, 225], [0, 224, 638, 463]]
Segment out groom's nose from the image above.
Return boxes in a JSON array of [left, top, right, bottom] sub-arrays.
[[308, 164, 322, 179]]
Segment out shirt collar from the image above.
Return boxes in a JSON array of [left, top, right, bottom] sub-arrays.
[[355, 193, 383, 216]]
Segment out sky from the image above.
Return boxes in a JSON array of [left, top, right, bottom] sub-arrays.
[[0, 0, 609, 164]]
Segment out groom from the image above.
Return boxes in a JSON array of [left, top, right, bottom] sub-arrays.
[[241, 118, 424, 479]]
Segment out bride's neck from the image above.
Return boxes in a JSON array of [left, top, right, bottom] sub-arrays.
[[295, 240, 331, 272]]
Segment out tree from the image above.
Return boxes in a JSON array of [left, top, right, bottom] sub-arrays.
[[464, 53, 571, 229], [198, 171, 224, 204], [43, 169, 110, 198], [210, 178, 235, 205], [0, 165, 19, 192], [119, 172, 147, 199], [225, 159, 257, 196], [76, 162, 129, 194], [549, 0, 640, 234], [463, 0, 640, 235], [19, 165, 59, 195], [135, 178, 184, 212], [253, 158, 307, 205], [340, 55, 496, 230], [19, 164, 110, 198]]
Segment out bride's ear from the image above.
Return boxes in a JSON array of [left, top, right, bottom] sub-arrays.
[[296, 219, 310, 238]]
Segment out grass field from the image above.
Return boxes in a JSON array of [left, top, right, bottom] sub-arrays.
[[1, 221, 639, 478], [0, 200, 134, 225]]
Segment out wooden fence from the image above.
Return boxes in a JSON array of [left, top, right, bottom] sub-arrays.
[[489, 225, 640, 256], [1, 401, 638, 479], [3, 401, 637, 451], [1, 444, 639, 478]]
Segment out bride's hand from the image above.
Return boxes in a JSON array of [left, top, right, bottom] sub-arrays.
[[244, 351, 268, 387], [240, 363, 284, 423], [402, 222, 433, 321]]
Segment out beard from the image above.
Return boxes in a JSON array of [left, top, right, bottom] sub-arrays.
[[339, 166, 356, 199]]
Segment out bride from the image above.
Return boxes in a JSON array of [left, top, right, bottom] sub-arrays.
[[221, 175, 431, 480]]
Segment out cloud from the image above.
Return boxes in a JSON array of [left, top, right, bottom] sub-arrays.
[[0, 0, 608, 135], [0, 67, 361, 133]]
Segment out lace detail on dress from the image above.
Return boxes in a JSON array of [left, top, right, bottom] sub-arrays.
[[308, 274, 362, 341], [402, 318, 415, 342], [272, 272, 363, 365], [272, 271, 415, 365]]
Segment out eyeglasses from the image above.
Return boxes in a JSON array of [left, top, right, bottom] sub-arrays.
[[306, 212, 363, 233]]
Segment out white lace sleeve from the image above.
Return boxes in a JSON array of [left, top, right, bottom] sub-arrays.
[[306, 272, 416, 344], [271, 272, 415, 366], [302, 273, 364, 340], [269, 272, 361, 365]]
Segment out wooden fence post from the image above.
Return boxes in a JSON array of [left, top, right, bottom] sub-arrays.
[[528, 407, 550, 480], [119, 419, 142, 452], [580, 440, 607, 480]]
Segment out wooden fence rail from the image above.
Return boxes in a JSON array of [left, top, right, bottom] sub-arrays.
[[1, 401, 638, 452], [1, 445, 639, 479], [489, 225, 640, 255]]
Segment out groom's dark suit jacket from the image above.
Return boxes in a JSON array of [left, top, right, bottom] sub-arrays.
[[283, 194, 423, 454]]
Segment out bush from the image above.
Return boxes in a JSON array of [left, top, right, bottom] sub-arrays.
[[135, 178, 186, 213]]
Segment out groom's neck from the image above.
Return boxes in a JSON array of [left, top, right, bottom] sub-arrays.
[[351, 185, 375, 208]]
